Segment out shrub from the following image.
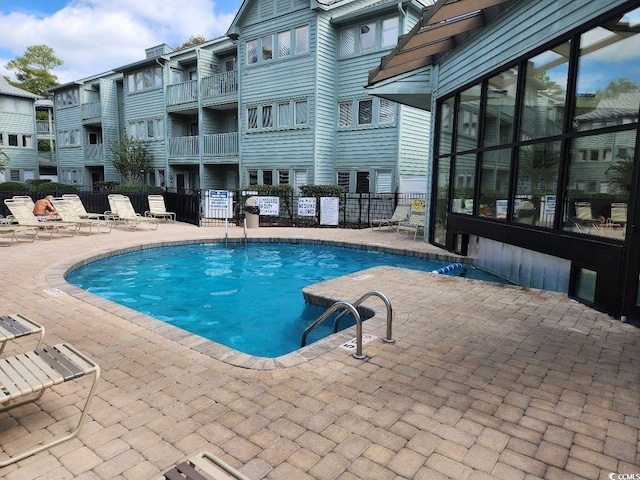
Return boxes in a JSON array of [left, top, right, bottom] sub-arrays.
[[0, 182, 29, 192], [299, 185, 344, 197], [33, 182, 79, 193], [114, 184, 164, 193]]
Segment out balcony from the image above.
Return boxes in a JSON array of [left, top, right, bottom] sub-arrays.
[[203, 132, 238, 157], [202, 71, 238, 104], [85, 144, 104, 162], [36, 120, 54, 135], [82, 101, 102, 122], [167, 80, 198, 107], [169, 133, 238, 158]]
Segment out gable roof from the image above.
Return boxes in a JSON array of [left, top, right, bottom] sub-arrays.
[[368, 0, 522, 87], [0, 76, 39, 99]]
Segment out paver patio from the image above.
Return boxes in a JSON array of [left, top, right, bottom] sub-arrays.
[[0, 222, 638, 479]]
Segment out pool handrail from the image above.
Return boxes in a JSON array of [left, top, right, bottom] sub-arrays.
[[301, 290, 394, 359]]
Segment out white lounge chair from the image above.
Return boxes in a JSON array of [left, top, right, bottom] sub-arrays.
[[163, 451, 251, 480], [61, 194, 108, 220], [3, 199, 78, 239], [51, 198, 112, 235], [0, 343, 100, 466], [396, 209, 425, 240], [0, 313, 45, 354], [110, 195, 159, 231], [371, 204, 410, 230], [146, 195, 176, 222]]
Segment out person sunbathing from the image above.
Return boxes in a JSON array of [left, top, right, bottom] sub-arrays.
[[33, 195, 60, 219]]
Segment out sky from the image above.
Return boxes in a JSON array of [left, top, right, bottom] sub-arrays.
[[0, 0, 244, 85]]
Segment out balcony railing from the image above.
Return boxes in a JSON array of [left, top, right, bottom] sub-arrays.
[[82, 101, 102, 120], [36, 120, 54, 135], [169, 133, 238, 158], [169, 136, 199, 157], [202, 71, 238, 101], [85, 143, 104, 162], [167, 80, 198, 106], [203, 132, 238, 156]]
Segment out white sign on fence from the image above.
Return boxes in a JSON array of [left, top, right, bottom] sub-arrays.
[[257, 196, 280, 216], [320, 197, 339, 225], [297, 197, 316, 217], [206, 190, 233, 218]]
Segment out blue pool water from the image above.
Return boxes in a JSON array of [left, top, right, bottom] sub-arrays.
[[67, 243, 508, 357]]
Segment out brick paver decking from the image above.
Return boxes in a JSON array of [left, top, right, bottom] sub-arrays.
[[0, 223, 637, 479]]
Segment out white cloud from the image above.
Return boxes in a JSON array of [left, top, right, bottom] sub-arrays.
[[0, 0, 238, 84]]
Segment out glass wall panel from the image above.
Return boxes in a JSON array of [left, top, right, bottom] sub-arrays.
[[456, 85, 481, 152], [483, 69, 518, 147], [438, 97, 455, 156], [520, 43, 570, 140], [563, 130, 635, 239], [573, 7, 640, 131], [452, 153, 476, 215], [479, 148, 512, 219], [513, 141, 560, 226], [433, 157, 451, 246]]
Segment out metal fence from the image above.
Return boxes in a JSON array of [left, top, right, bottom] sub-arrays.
[[0, 190, 425, 229], [200, 191, 426, 229]]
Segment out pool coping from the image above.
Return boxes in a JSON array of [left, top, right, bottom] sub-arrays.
[[45, 235, 469, 370]]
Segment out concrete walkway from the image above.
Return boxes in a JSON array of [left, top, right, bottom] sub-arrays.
[[0, 222, 638, 479]]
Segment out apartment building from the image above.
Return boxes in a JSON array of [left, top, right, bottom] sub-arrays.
[[50, 0, 431, 193]]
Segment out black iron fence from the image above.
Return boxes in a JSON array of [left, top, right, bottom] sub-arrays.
[[0, 190, 425, 229]]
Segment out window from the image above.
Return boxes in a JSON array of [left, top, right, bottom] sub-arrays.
[[129, 118, 164, 140], [248, 170, 258, 185], [294, 170, 307, 192], [127, 67, 162, 93], [340, 29, 356, 56], [339, 102, 352, 127], [358, 99, 373, 125], [0, 133, 3, 146], [246, 40, 258, 64], [8, 134, 18, 146], [379, 99, 395, 124], [295, 26, 309, 54], [278, 31, 291, 57], [278, 103, 290, 127], [262, 35, 273, 61], [56, 89, 79, 107], [247, 107, 258, 129], [375, 170, 392, 193], [356, 171, 370, 193], [263, 170, 273, 185], [10, 170, 19, 182], [337, 171, 350, 191], [278, 170, 290, 185], [262, 105, 273, 128], [360, 23, 376, 51], [22, 135, 32, 148], [295, 100, 308, 125], [381, 17, 399, 48], [483, 69, 518, 147]]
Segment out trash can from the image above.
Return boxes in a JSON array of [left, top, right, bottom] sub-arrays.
[[244, 196, 260, 228]]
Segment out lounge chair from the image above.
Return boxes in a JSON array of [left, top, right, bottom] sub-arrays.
[[396, 209, 425, 240], [371, 204, 410, 230], [3, 199, 79, 239], [610, 202, 627, 226], [573, 201, 601, 234], [146, 195, 176, 222], [163, 451, 251, 480], [61, 194, 108, 220], [51, 198, 112, 235], [0, 313, 45, 354], [109, 195, 159, 231], [0, 225, 37, 246], [0, 343, 100, 467]]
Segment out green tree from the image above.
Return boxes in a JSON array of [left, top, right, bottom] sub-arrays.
[[108, 135, 151, 184], [5, 45, 63, 98], [606, 157, 634, 193], [175, 35, 207, 51], [596, 78, 640, 99]]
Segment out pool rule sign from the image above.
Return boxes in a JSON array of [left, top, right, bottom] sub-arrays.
[[206, 190, 233, 218]]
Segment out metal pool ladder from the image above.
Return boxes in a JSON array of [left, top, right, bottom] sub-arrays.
[[300, 290, 394, 359]]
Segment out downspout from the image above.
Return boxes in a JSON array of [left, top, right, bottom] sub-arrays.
[[398, 2, 408, 34], [156, 57, 170, 190], [196, 48, 204, 192]]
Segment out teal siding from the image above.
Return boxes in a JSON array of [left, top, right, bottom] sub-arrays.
[[100, 78, 122, 181], [438, 0, 632, 96], [398, 105, 430, 178], [0, 100, 37, 172]]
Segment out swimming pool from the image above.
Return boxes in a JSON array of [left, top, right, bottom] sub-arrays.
[[67, 242, 507, 357]]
